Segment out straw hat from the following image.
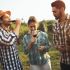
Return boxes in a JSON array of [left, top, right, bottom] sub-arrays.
[[0, 10, 11, 17]]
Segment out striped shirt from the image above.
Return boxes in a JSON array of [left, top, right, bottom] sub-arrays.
[[0, 26, 23, 70], [53, 14, 70, 64], [23, 31, 50, 65]]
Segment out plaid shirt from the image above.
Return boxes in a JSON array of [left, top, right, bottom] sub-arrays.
[[53, 14, 70, 64], [0, 27, 23, 70], [23, 31, 49, 65]]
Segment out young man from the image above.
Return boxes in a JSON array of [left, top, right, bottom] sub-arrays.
[[23, 16, 51, 70], [51, 1, 70, 70], [0, 10, 23, 70]]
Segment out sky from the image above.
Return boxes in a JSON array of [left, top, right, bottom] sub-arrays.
[[0, 0, 70, 22]]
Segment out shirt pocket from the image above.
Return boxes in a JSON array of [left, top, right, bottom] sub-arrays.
[[37, 36, 46, 47]]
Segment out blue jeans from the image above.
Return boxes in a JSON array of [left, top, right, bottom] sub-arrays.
[[30, 61, 52, 70]]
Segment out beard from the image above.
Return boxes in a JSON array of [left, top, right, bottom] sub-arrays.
[[55, 12, 62, 20], [4, 21, 11, 26], [54, 16, 60, 20]]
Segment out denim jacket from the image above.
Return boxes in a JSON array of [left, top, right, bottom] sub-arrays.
[[23, 31, 50, 65]]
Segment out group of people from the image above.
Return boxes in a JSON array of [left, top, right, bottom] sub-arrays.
[[0, 0, 70, 70]]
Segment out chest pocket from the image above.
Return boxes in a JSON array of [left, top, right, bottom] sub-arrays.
[[37, 32, 46, 46]]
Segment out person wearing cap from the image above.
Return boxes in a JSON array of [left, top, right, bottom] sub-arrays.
[[0, 10, 23, 70], [23, 16, 51, 70], [51, 0, 70, 70]]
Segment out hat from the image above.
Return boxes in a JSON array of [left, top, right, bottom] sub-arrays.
[[0, 10, 11, 17]]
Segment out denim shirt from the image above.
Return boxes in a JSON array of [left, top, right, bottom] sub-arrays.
[[23, 31, 49, 65]]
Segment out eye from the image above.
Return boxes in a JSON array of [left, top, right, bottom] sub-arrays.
[[53, 11, 56, 13]]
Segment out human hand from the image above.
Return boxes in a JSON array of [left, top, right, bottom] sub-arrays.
[[30, 36, 36, 43], [38, 46, 45, 52], [15, 18, 21, 26]]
